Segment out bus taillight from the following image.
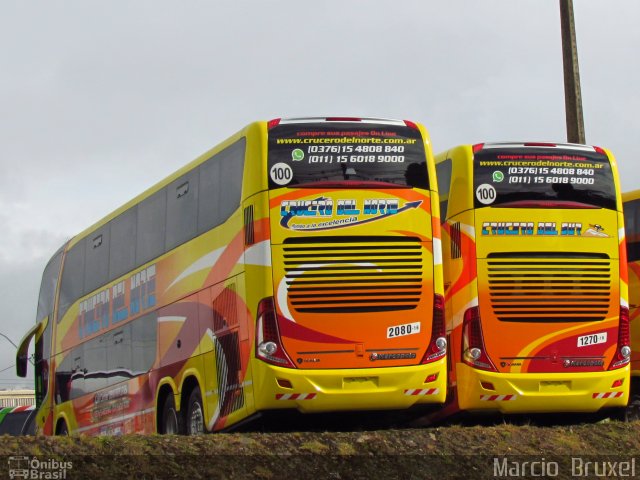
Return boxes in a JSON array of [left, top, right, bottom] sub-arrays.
[[461, 306, 497, 372], [421, 294, 447, 364], [403, 120, 419, 130], [256, 297, 296, 368], [608, 305, 631, 370]]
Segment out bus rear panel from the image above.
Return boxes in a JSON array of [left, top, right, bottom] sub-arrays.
[[252, 118, 447, 412], [438, 142, 629, 414]]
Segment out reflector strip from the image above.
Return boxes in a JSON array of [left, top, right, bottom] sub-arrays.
[[404, 388, 440, 396], [480, 394, 517, 401], [592, 392, 624, 399], [275, 393, 317, 400]]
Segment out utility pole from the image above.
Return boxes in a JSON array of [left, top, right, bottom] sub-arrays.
[[559, 0, 586, 144]]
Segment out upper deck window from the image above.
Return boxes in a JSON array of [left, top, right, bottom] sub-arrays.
[[267, 122, 429, 189], [473, 147, 616, 210]]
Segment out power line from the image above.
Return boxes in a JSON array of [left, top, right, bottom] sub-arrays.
[[0, 364, 16, 374], [0, 332, 19, 350]]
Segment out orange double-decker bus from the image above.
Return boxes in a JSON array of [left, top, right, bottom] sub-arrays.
[[17, 117, 447, 435], [622, 189, 640, 416], [435, 142, 630, 418]]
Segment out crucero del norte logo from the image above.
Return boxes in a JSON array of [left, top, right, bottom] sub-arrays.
[[280, 196, 422, 230], [481, 221, 609, 237]]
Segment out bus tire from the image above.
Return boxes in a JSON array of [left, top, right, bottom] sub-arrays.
[[185, 387, 205, 435], [56, 419, 69, 436], [160, 394, 182, 434], [625, 392, 640, 422]]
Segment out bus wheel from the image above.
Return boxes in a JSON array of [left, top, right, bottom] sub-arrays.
[[625, 393, 640, 422], [56, 420, 69, 436], [160, 394, 182, 434], [185, 387, 205, 435]]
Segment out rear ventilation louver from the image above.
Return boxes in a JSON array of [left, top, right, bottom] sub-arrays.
[[214, 332, 245, 417], [244, 206, 254, 246], [450, 222, 461, 259], [283, 236, 424, 314], [487, 252, 611, 322]]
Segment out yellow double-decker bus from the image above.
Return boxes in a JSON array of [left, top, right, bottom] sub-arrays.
[[622, 189, 640, 415], [16, 117, 447, 435], [435, 142, 630, 417]]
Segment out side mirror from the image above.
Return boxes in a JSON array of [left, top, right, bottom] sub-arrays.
[[15, 318, 46, 378]]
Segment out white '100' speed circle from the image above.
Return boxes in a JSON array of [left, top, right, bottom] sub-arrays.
[[270, 162, 293, 186], [475, 183, 497, 205]]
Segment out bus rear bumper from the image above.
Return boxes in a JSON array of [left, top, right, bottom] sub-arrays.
[[252, 358, 447, 413], [456, 363, 630, 413]]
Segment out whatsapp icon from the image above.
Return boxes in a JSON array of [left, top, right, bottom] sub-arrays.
[[492, 171, 504, 183], [292, 148, 305, 161]]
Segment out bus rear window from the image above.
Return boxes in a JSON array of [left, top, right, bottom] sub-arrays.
[[473, 148, 616, 210], [267, 122, 429, 189]]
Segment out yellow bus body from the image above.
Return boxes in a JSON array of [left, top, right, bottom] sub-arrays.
[[436, 143, 630, 415], [622, 189, 640, 378], [18, 118, 446, 435]]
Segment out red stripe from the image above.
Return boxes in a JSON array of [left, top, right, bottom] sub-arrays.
[[592, 392, 623, 399], [275, 393, 316, 400]]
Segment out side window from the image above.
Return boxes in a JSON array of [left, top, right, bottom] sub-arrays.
[[218, 138, 246, 224], [69, 350, 84, 400], [36, 247, 64, 368], [136, 189, 167, 266], [131, 312, 157, 374], [166, 171, 199, 251], [198, 153, 221, 233], [109, 208, 137, 280], [55, 312, 158, 405], [83, 335, 108, 395], [84, 225, 110, 295], [625, 199, 640, 262], [436, 159, 452, 221], [36, 248, 64, 322], [55, 352, 73, 404], [58, 240, 86, 322], [198, 138, 246, 234], [107, 324, 132, 386]]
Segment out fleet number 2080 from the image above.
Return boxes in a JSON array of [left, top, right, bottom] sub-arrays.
[[387, 322, 421, 338]]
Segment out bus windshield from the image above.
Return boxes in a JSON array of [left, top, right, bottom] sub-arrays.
[[473, 147, 616, 210], [267, 121, 429, 189]]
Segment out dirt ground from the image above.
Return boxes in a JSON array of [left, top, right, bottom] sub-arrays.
[[1, 418, 639, 479]]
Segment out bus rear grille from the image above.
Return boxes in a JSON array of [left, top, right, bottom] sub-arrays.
[[486, 253, 612, 322], [283, 236, 424, 314]]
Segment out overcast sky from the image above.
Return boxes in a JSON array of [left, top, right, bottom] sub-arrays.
[[1, 1, 638, 388]]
